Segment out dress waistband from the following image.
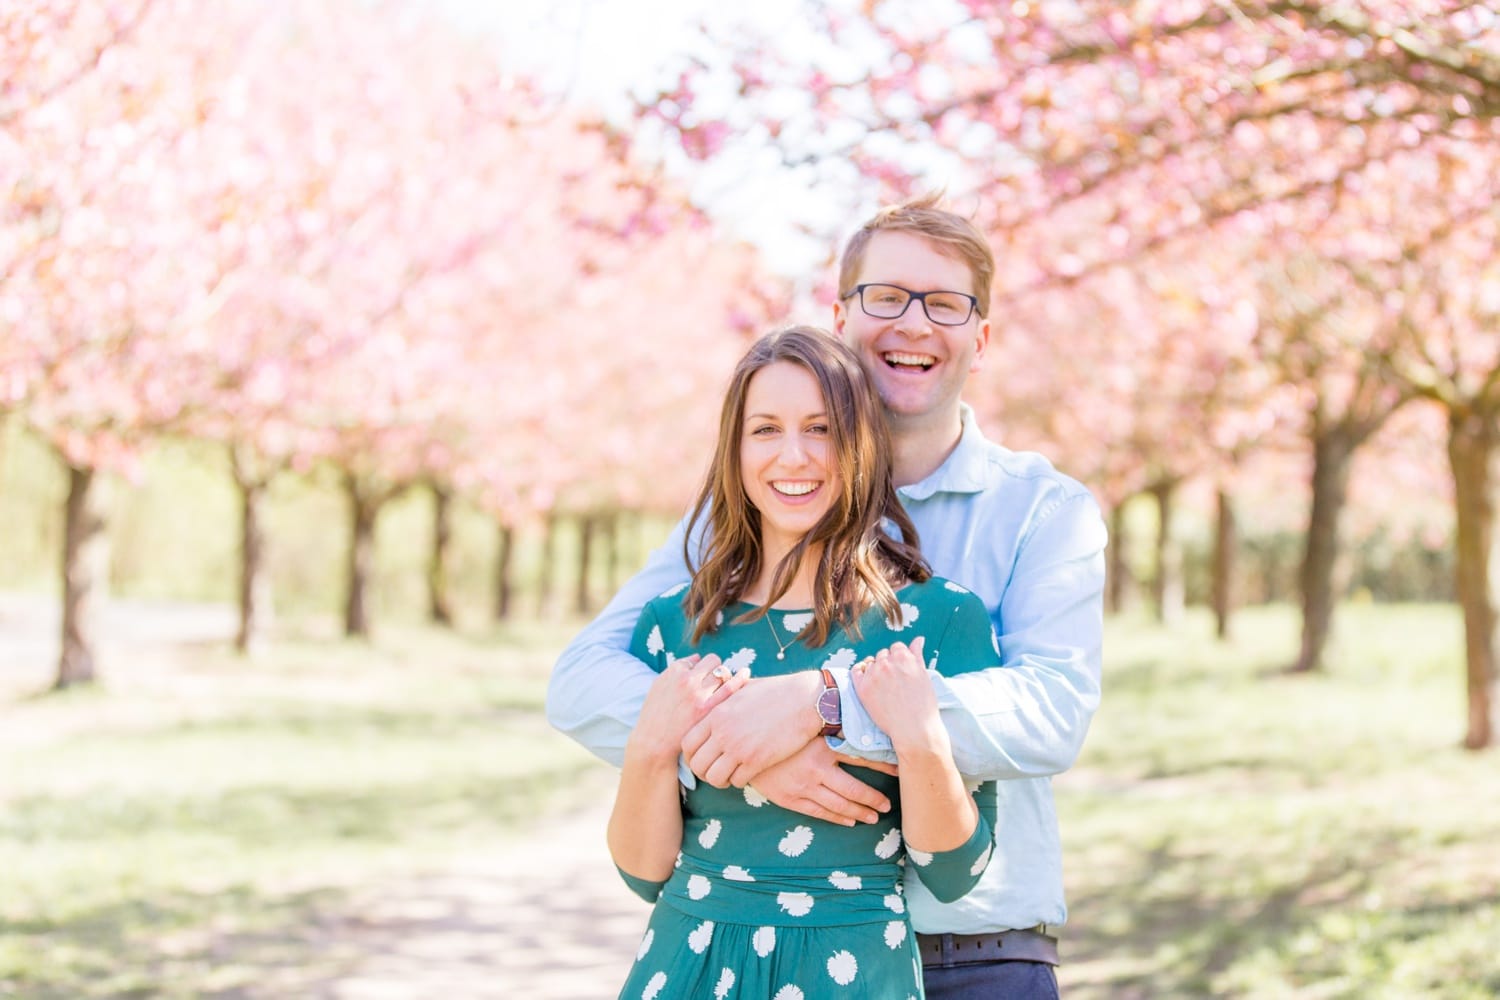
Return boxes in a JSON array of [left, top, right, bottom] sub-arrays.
[[660, 852, 909, 928]]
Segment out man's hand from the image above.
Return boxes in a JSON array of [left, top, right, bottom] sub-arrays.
[[682, 671, 822, 788], [746, 738, 898, 826]]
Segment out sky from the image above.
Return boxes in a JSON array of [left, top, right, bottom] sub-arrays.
[[433, 0, 876, 281]]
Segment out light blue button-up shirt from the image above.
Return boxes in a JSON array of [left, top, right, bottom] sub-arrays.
[[547, 405, 1107, 933]]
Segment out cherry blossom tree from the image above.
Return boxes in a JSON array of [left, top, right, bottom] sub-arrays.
[[5, 0, 789, 663]]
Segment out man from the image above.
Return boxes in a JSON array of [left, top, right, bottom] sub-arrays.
[[548, 196, 1106, 998]]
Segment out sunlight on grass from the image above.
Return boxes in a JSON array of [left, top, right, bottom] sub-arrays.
[[1058, 603, 1499, 999]]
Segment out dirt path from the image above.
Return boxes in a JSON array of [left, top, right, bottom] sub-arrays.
[[252, 796, 651, 1000]]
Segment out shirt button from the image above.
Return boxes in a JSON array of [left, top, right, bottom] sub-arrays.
[[861, 735, 874, 747]]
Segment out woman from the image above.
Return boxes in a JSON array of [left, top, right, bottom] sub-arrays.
[[609, 326, 1001, 999]]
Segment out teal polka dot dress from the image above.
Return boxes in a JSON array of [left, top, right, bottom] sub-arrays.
[[617, 578, 1003, 999]]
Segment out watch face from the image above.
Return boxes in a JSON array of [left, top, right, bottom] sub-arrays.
[[817, 688, 841, 725]]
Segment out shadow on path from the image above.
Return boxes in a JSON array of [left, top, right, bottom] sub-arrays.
[[227, 797, 649, 1000]]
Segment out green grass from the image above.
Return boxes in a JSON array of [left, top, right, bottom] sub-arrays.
[[1058, 603, 1500, 999], [2, 602, 1496, 998]]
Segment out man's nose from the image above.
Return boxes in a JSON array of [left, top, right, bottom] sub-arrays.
[[895, 300, 934, 335]]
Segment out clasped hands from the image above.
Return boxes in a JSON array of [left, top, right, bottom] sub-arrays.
[[643, 638, 932, 826]]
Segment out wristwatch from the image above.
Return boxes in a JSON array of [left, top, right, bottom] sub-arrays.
[[815, 667, 842, 738]]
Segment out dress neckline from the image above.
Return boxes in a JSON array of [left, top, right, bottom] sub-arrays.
[[729, 579, 924, 614]]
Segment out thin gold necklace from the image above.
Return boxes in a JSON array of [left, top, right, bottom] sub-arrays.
[[765, 613, 798, 660]]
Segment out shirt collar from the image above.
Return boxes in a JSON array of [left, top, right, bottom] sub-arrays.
[[897, 404, 991, 501]]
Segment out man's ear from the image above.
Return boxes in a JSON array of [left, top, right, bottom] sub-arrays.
[[832, 297, 848, 337], [970, 316, 992, 373]]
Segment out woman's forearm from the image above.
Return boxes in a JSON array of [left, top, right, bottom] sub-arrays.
[[893, 727, 977, 853], [607, 746, 686, 882]]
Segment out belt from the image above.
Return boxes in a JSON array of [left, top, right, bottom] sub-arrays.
[[917, 927, 1060, 967]]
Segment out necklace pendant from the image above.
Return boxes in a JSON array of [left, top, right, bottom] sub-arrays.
[[777, 650, 785, 660]]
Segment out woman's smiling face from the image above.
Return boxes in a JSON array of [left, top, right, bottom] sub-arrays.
[[739, 360, 840, 558]]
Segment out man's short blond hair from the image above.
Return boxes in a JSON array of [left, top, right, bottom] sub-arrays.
[[838, 194, 996, 318]]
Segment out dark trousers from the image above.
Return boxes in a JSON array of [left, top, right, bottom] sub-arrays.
[[924, 960, 1060, 999]]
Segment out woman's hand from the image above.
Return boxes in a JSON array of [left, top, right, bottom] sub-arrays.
[[850, 636, 946, 755], [628, 654, 751, 765]]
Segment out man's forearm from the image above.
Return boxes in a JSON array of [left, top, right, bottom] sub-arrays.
[[546, 518, 695, 767], [547, 639, 655, 768]]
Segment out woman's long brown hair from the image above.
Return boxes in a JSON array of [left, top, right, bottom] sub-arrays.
[[683, 325, 930, 647]]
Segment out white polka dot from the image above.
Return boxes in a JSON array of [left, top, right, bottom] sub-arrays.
[[874, 827, 902, 859], [636, 928, 654, 960], [699, 819, 722, 849], [642, 971, 667, 999], [646, 626, 664, 655], [744, 785, 769, 808], [673, 851, 682, 868], [827, 950, 858, 985], [779, 826, 814, 857], [822, 647, 857, 670], [753, 926, 776, 957], [715, 611, 724, 627], [723, 865, 755, 881], [777, 891, 814, 917], [907, 848, 933, 867], [888, 603, 920, 630], [688, 920, 715, 954], [884, 921, 907, 949], [781, 612, 813, 633], [970, 842, 994, 876], [828, 871, 862, 890], [772, 986, 804, 1000], [943, 581, 969, 593], [724, 647, 757, 673], [687, 875, 712, 900], [884, 893, 905, 914], [715, 968, 735, 998]]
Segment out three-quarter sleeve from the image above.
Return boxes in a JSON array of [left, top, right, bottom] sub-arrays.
[[903, 810, 994, 903]]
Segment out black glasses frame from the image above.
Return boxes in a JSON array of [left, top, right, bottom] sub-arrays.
[[842, 283, 979, 326]]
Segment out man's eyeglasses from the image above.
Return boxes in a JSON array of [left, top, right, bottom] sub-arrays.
[[842, 283, 979, 327]]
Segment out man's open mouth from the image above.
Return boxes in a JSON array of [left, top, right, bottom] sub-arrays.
[[883, 351, 936, 371]]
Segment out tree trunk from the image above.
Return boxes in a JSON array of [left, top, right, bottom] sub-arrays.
[[576, 514, 596, 615], [603, 510, 621, 594], [1289, 429, 1357, 673], [234, 470, 272, 656], [1447, 409, 1498, 751], [1212, 488, 1237, 641], [344, 474, 381, 639], [1148, 480, 1183, 626], [1106, 500, 1133, 615], [537, 512, 558, 617], [428, 483, 455, 627], [495, 521, 515, 621], [57, 463, 110, 689]]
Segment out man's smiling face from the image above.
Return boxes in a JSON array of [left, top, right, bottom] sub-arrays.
[[833, 230, 990, 430]]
